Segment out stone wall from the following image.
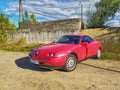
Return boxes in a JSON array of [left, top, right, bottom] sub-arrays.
[[9, 18, 83, 43]]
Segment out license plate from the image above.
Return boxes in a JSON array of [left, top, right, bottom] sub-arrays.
[[30, 59, 39, 65]]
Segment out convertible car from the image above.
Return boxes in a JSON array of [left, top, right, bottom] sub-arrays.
[[29, 34, 101, 71]]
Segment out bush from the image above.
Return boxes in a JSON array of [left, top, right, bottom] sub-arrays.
[[101, 53, 120, 60], [100, 37, 120, 60], [17, 37, 27, 45], [0, 43, 43, 52]]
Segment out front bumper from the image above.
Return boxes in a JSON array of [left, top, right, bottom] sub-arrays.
[[29, 56, 66, 68], [30, 58, 64, 69]]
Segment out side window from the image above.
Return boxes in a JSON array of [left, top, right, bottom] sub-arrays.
[[82, 36, 93, 43]]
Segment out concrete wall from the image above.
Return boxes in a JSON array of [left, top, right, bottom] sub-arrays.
[[9, 18, 83, 43]]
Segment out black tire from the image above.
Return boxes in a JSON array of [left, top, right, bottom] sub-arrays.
[[95, 48, 101, 59], [63, 54, 77, 72]]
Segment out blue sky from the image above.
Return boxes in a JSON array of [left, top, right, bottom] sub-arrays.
[[0, 0, 120, 27]]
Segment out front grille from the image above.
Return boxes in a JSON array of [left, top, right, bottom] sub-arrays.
[[39, 62, 44, 64], [39, 58, 50, 60]]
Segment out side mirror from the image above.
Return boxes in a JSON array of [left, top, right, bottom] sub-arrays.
[[82, 42, 88, 46], [52, 41, 55, 43]]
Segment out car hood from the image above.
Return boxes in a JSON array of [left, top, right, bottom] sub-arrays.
[[34, 43, 77, 53]]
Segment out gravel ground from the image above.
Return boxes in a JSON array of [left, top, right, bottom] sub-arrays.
[[0, 51, 120, 90]]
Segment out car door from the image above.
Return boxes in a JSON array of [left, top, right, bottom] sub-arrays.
[[81, 36, 95, 58]]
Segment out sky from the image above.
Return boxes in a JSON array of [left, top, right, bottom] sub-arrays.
[[0, 0, 120, 27]]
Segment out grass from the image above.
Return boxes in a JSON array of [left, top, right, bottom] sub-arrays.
[[0, 37, 44, 52], [101, 53, 120, 60], [0, 43, 43, 52], [99, 40, 120, 60], [0, 28, 120, 60], [81, 28, 110, 37], [0, 41, 120, 60], [81, 28, 120, 60]]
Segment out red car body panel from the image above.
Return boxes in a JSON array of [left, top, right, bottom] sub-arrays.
[[29, 34, 101, 67]]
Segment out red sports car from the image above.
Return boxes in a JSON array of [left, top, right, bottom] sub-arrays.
[[29, 34, 101, 71]]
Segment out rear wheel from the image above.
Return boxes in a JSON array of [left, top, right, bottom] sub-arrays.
[[95, 48, 101, 59], [63, 54, 77, 72]]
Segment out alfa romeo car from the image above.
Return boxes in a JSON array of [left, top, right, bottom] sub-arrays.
[[29, 34, 101, 71]]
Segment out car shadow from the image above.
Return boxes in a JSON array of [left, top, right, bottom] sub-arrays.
[[80, 62, 120, 73], [15, 57, 52, 72]]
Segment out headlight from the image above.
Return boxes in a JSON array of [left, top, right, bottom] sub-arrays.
[[31, 50, 39, 55], [57, 54, 65, 57], [35, 51, 39, 55], [48, 53, 55, 57]]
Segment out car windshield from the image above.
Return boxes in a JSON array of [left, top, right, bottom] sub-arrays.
[[55, 35, 80, 44]]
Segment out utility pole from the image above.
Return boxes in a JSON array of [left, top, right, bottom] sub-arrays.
[[79, 2, 83, 21], [18, 0, 24, 29], [18, 0, 21, 29]]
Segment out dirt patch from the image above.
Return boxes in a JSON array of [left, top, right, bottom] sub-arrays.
[[0, 51, 120, 90]]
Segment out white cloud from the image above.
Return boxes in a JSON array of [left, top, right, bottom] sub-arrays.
[[105, 12, 120, 27], [5, 0, 90, 21], [114, 12, 120, 20], [4, 0, 120, 27]]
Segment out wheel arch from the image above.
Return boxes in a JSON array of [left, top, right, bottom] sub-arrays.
[[98, 47, 102, 51], [69, 52, 78, 61], [63, 52, 78, 71]]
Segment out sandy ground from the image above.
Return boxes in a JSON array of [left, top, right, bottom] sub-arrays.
[[0, 51, 120, 90]]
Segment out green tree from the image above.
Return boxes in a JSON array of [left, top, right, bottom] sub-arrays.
[[87, 0, 120, 28], [20, 11, 37, 25], [30, 13, 37, 23], [24, 11, 30, 23], [0, 13, 16, 42]]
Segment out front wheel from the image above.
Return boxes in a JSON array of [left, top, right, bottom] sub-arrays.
[[95, 48, 101, 59], [63, 54, 77, 72]]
